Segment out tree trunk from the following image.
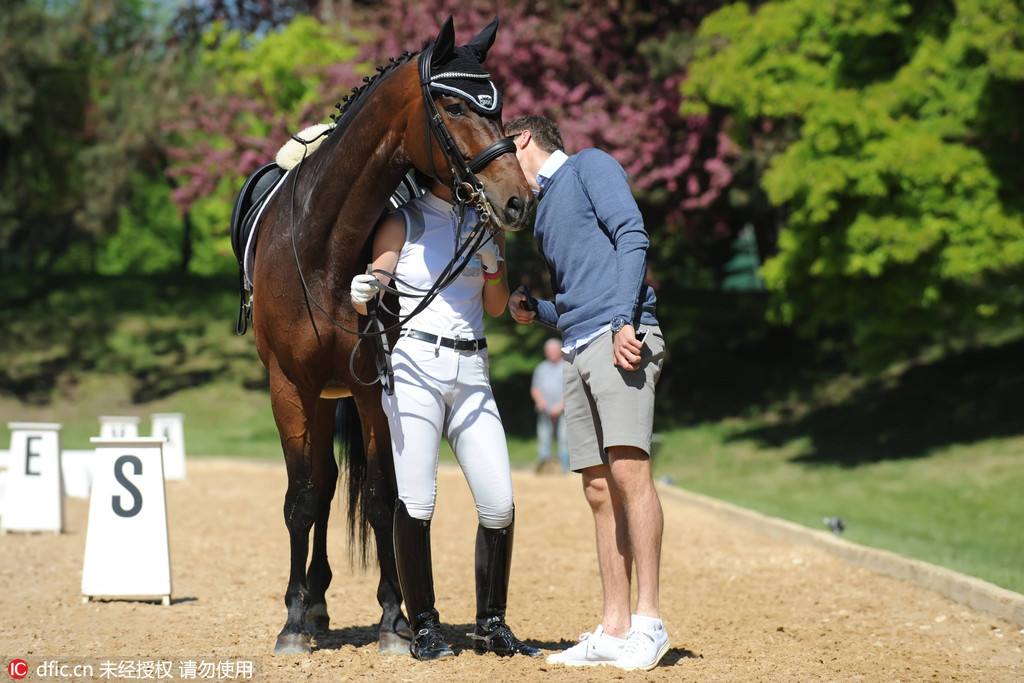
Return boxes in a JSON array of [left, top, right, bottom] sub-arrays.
[[180, 210, 193, 273]]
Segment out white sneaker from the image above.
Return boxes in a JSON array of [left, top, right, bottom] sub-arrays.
[[545, 625, 626, 666], [614, 616, 670, 671]]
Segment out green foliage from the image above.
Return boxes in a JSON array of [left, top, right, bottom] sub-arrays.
[[164, 16, 366, 275], [0, 274, 259, 406], [96, 173, 185, 274], [0, 0, 190, 273], [685, 0, 1024, 364], [0, 1, 91, 267], [198, 16, 362, 114]]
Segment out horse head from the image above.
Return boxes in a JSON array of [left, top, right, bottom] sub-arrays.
[[400, 17, 534, 232]]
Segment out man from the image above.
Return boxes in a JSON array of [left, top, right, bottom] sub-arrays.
[[504, 115, 669, 671], [531, 338, 570, 473]]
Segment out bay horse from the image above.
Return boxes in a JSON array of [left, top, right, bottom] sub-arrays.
[[249, 18, 532, 655]]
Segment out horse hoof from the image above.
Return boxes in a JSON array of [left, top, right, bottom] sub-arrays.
[[304, 604, 330, 634], [378, 631, 412, 656], [274, 632, 312, 655]]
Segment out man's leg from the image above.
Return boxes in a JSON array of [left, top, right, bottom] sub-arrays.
[[536, 412, 552, 467], [546, 352, 630, 666], [606, 446, 663, 618], [581, 464, 632, 638]]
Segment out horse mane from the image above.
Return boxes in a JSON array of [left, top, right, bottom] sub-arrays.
[[273, 52, 419, 172], [328, 51, 419, 137]]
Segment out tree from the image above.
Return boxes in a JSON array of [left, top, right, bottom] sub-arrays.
[[685, 0, 1024, 364], [0, 0, 186, 273], [360, 0, 737, 276], [0, 1, 92, 270], [163, 15, 365, 274]]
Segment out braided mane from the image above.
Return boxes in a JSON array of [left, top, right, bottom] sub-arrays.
[[329, 51, 418, 126]]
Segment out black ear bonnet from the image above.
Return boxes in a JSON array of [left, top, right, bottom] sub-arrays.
[[428, 17, 501, 116]]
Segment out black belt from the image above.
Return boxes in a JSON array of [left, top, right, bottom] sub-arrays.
[[403, 329, 487, 351]]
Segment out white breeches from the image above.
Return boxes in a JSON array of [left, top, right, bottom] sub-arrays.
[[382, 336, 514, 529]]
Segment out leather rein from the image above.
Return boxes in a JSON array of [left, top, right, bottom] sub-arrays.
[[285, 45, 518, 393]]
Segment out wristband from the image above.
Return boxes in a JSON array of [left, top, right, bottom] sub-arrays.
[[485, 275, 503, 286], [483, 269, 502, 282]]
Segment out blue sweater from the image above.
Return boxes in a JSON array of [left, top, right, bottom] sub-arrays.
[[533, 148, 658, 346]]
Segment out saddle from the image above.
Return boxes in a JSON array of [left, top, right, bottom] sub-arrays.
[[230, 162, 286, 275]]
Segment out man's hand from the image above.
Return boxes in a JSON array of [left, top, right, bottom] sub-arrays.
[[612, 324, 643, 371], [550, 400, 564, 418], [535, 399, 547, 414], [508, 287, 536, 325]]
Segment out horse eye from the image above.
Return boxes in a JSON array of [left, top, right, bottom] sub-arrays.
[[445, 104, 464, 117]]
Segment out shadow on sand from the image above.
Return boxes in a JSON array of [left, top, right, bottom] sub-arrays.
[[312, 624, 701, 668]]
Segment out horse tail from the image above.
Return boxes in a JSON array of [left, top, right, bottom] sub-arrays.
[[336, 396, 371, 566]]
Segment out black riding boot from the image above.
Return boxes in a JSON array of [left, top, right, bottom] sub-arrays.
[[471, 514, 542, 657], [393, 500, 454, 660]]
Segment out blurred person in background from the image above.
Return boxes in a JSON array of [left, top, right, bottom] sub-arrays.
[[505, 114, 668, 671], [532, 338, 570, 473]]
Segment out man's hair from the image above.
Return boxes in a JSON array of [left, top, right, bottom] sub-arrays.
[[505, 115, 564, 153]]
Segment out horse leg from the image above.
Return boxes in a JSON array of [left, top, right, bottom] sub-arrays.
[[304, 397, 339, 636], [269, 365, 323, 655], [354, 390, 412, 654]]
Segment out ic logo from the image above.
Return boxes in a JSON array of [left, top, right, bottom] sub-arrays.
[[477, 94, 493, 107], [7, 659, 28, 680]]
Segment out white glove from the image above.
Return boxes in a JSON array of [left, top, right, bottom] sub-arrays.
[[476, 240, 501, 274], [350, 274, 381, 305]]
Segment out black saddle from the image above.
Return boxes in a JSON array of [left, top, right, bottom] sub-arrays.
[[230, 162, 286, 270]]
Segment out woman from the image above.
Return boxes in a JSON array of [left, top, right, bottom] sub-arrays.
[[350, 179, 540, 661]]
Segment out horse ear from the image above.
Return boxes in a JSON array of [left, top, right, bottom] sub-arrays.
[[431, 16, 456, 66], [466, 17, 499, 63]]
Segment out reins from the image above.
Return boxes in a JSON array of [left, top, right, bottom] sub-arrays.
[[283, 45, 517, 391]]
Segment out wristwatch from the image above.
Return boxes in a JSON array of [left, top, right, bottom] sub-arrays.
[[611, 316, 628, 334]]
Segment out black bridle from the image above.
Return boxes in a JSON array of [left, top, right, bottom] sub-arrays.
[[416, 41, 517, 223], [284, 45, 518, 393]]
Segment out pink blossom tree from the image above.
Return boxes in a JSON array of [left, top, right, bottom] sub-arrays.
[[361, 0, 738, 256], [165, 2, 744, 275]]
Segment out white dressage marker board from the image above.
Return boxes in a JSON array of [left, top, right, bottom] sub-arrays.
[[82, 437, 172, 604], [1, 423, 64, 533], [61, 449, 94, 499], [99, 416, 140, 439], [150, 413, 186, 480], [0, 448, 9, 515]]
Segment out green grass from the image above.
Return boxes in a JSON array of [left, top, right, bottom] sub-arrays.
[[0, 374, 280, 456], [2, 274, 1022, 596], [649, 423, 1024, 594]]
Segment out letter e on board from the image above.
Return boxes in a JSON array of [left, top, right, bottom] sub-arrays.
[[1, 423, 63, 533]]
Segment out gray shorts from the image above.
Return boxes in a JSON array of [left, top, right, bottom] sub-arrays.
[[563, 326, 665, 471]]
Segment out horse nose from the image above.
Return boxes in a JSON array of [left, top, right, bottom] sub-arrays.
[[504, 195, 526, 225]]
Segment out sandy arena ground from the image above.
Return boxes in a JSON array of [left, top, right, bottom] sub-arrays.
[[1, 459, 1022, 682]]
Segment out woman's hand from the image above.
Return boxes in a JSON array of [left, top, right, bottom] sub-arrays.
[[353, 213, 404, 316], [350, 274, 381, 305], [477, 240, 500, 274]]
